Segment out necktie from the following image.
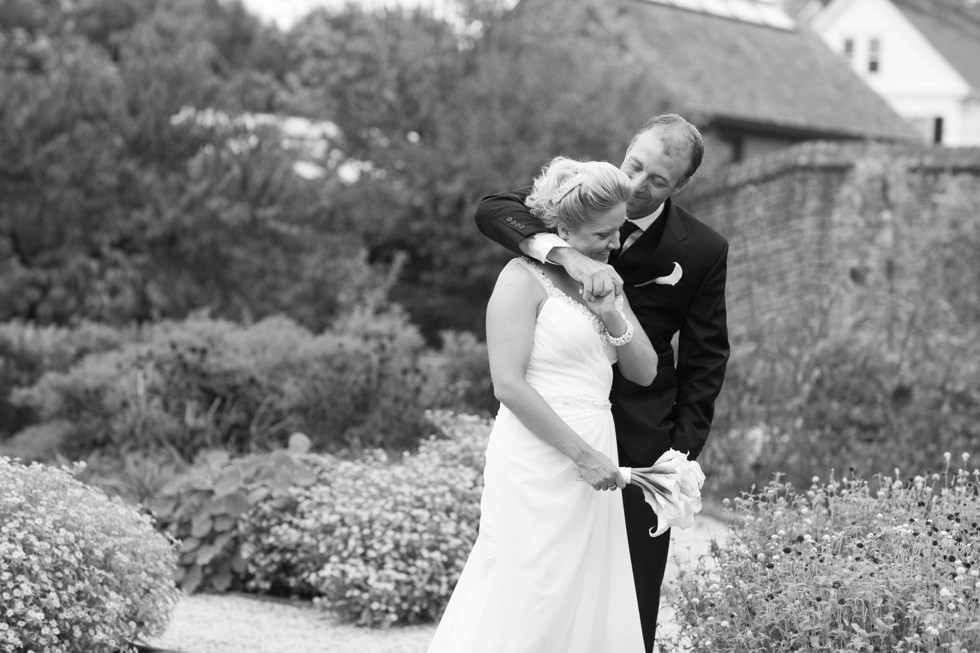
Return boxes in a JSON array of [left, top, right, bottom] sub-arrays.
[[619, 220, 642, 253]]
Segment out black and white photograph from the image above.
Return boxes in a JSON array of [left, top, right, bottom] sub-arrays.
[[2, 0, 980, 651]]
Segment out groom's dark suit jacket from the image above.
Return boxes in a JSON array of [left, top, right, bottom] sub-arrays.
[[475, 189, 730, 466]]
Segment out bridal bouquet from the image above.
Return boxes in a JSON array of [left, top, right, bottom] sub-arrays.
[[620, 449, 706, 537]]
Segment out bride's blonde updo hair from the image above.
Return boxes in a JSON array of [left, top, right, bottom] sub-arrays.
[[524, 156, 631, 231]]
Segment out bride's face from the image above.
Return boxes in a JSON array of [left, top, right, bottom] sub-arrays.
[[563, 203, 627, 263]]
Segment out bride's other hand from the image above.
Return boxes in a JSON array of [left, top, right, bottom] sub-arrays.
[[574, 448, 628, 491]]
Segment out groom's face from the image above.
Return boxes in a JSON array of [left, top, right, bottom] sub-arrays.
[[620, 130, 691, 219]]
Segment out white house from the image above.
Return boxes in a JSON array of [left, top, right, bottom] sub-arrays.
[[809, 0, 980, 146]]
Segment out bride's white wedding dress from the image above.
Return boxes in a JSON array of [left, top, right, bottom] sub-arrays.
[[428, 258, 644, 653]]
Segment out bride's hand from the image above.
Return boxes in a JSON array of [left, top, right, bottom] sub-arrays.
[[574, 448, 627, 491], [551, 248, 623, 300], [582, 285, 618, 318]]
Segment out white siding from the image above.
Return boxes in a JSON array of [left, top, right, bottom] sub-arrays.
[[812, 0, 980, 145]]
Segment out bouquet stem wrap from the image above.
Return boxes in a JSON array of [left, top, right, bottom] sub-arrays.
[[619, 449, 706, 538]]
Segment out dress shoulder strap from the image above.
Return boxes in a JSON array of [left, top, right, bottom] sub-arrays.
[[513, 257, 561, 297]]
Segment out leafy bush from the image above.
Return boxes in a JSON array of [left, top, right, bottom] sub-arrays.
[[0, 320, 132, 440], [71, 449, 191, 509], [703, 330, 980, 500], [329, 304, 431, 453], [148, 436, 332, 594], [419, 330, 492, 415], [10, 312, 433, 460], [240, 410, 491, 626], [0, 456, 179, 653], [662, 454, 980, 652]]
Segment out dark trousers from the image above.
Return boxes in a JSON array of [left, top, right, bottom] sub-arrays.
[[622, 483, 671, 653]]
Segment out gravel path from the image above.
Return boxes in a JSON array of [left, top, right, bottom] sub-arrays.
[[145, 515, 728, 653]]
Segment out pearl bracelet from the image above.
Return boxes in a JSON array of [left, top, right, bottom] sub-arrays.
[[605, 313, 635, 347]]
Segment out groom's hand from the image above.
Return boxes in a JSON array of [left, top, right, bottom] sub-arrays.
[[548, 247, 624, 300]]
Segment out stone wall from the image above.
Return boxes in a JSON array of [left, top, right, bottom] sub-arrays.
[[678, 141, 980, 339]]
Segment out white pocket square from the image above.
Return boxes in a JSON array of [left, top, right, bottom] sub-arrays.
[[635, 262, 683, 287]]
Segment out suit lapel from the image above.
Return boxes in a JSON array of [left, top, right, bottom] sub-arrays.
[[614, 202, 689, 284]]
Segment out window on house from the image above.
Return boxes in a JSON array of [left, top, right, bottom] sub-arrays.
[[731, 136, 745, 163], [843, 38, 854, 63], [868, 38, 881, 73]]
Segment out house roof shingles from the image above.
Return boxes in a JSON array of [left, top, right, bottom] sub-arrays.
[[614, 0, 915, 140], [892, 0, 980, 90]]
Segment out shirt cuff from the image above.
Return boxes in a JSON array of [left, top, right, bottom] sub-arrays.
[[520, 233, 570, 263]]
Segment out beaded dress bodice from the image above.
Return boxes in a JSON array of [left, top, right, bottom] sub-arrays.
[[512, 257, 618, 410]]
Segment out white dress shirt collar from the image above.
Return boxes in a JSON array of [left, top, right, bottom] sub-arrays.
[[627, 202, 665, 231]]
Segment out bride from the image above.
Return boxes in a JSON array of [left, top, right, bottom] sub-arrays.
[[427, 157, 658, 653]]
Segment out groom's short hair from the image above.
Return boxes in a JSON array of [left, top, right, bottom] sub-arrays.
[[629, 114, 704, 183]]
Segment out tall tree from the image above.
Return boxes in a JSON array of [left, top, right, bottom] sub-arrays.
[[0, 0, 379, 328], [281, 0, 662, 336]]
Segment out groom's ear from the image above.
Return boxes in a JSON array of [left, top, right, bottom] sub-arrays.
[[672, 176, 692, 195]]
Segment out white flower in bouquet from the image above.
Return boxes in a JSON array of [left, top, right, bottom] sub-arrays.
[[620, 449, 706, 537]]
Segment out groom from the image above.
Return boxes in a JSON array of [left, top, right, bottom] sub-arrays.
[[475, 113, 729, 651]]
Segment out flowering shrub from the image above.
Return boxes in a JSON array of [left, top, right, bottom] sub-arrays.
[[240, 410, 491, 626], [0, 456, 179, 653], [661, 453, 980, 652], [417, 410, 493, 473]]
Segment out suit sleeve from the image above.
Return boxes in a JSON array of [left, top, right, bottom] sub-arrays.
[[474, 188, 550, 256], [670, 240, 730, 460]]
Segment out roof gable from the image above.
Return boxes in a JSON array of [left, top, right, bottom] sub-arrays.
[[891, 0, 980, 88], [649, 0, 796, 29], [615, 0, 914, 139]]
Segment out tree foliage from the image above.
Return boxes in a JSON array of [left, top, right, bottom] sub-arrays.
[[0, 0, 667, 337], [279, 0, 663, 335]]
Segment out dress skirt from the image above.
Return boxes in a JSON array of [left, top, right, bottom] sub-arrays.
[[427, 399, 644, 653]]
